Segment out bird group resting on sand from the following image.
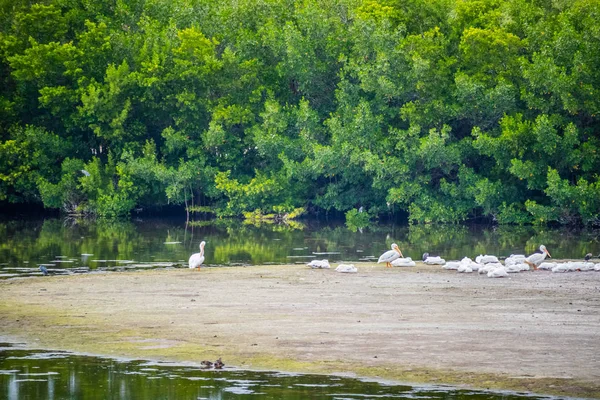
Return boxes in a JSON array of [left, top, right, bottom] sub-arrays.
[[186, 240, 599, 278]]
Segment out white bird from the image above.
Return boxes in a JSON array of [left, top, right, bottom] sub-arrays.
[[391, 257, 416, 267], [537, 262, 557, 270], [478, 264, 496, 274], [189, 241, 206, 270], [504, 254, 526, 266], [377, 243, 403, 268], [565, 261, 595, 272], [307, 259, 330, 269], [335, 264, 357, 273], [552, 263, 575, 273], [524, 245, 551, 270], [505, 263, 529, 273], [476, 254, 499, 264], [442, 261, 461, 270], [457, 264, 473, 273], [478, 263, 500, 274], [487, 266, 508, 278], [423, 256, 445, 265]]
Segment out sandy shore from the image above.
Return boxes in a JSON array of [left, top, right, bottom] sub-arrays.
[[1, 262, 600, 398]]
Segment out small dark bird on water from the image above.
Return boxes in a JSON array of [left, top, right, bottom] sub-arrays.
[[200, 360, 213, 368], [584, 253, 599, 261], [39, 266, 49, 276], [214, 358, 224, 369]]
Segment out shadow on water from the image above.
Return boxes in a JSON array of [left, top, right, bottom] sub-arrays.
[[0, 343, 563, 400], [0, 217, 599, 279]]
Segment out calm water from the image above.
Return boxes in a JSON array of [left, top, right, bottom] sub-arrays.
[[1, 216, 599, 278], [1, 218, 597, 398], [0, 343, 562, 400]]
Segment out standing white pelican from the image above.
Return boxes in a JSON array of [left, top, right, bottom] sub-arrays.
[[189, 241, 206, 270], [524, 244, 551, 270], [378, 243, 403, 268]]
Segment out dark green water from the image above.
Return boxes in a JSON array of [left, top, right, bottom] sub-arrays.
[[0, 217, 599, 278], [0, 343, 561, 400]]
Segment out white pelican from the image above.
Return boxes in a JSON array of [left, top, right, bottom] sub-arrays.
[[566, 261, 595, 272], [524, 245, 551, 270], [378, 243, 403, 268], [189, 241, 206, 270], [391, 257, 416, 267], [335, 264, 358, 273], [551, 263, 575, 273], [487, 266, 508, 278], [505, 263, 529, 273], [475, 254, 499, 264], [537, 262, 557, 270], [457, 264, 473, 273], [504, 254, 526, 266], [423, 255, 446, 265], [307, 259, 330, 269], [442, 261, 461, 270]]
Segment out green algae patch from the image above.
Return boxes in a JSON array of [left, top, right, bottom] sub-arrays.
[[2, 296, 596, 399]]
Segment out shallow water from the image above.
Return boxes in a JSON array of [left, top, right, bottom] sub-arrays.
[[0, 343, 560, 400], [0, 217, 599, 278]]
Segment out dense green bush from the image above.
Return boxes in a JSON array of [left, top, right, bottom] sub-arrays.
[[0, 0, 599, 224]]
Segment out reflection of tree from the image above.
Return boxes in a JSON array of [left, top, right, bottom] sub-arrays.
[[1, 219, 600, 279]]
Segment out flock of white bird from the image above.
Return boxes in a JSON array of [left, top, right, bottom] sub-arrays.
[[189, 241, 600, 277], [378, 243, 600, 278]]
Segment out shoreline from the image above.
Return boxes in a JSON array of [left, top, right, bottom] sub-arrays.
[[1, 263, 599, 398]]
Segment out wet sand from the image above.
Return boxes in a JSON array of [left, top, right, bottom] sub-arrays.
[[1, 262, 599, 398]]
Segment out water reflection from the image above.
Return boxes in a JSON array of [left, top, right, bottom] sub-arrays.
[[0, 343, 560, 400], [0, 217, 599, 279]]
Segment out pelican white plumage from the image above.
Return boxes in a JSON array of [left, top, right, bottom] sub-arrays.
[[505, 263, 529, 273], [537, 262, 557, 270], [335, 264, 357, 273], [524, 245, 551, 270], [551, 263, 575, 273], [377, 243, 403, 268], [476, 254, 499, 264], [189, 241, 206, 270], [307, 259, 330, 269], [478, 264, 496, 274], [457, 264, 473, 273], [504, 254, 526, 266], [565, 261, 595, 272], [391, 257, 416, 267], [423, 256, 445, 265], [487, 266, 508, 278], [442, 261, 461, 270]]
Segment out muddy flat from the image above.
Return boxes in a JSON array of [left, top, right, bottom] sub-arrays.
[[1, 262, 599, 398]]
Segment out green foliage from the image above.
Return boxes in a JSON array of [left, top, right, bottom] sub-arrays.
[[1, 0, 599, 225], [345, 208, 372, 232]]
